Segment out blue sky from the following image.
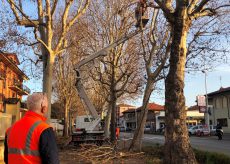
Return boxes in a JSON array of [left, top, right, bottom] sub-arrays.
[[130, 64, 230, 108], [184, 64, 230, 106], [21, 61, 230, 106]]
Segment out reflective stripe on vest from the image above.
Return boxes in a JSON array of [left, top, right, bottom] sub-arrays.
[[8, 120, 42, 156]]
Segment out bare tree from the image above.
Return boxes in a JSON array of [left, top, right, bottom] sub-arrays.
[[129, 8, 171, 151], [6, 0, 90, 121], [152, 0, 230, 163], [77, 0, 144, 141], [53, 54, 78, 136]]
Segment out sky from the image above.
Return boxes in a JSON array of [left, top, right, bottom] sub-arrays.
[[2, 1, 229, 106], [130, 63, 230, 108]]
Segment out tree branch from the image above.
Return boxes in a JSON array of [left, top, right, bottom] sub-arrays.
[[7, 0, 39, 27], [34, 28, 51, 52], [188, 0, 199, 14], [191, 0, 211, 15], [51, 0, 58, 16], [154, 0, 174, 22]]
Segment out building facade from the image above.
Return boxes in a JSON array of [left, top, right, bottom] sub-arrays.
[[186, 105, 204, 126], [0, 51, 30, 162], [116, 103, 136, 126], [208, 87, 230, 133], [122, 103, 165, 131], [0, 52, 30, 131]]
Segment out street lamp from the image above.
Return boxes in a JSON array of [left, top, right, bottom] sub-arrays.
[[202, 70, 210, 133]]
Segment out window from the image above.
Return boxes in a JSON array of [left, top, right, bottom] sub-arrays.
[[215, 98, 222, 109], [84, 118, 90, 122], [217, 118, 228, 127], [84, 117, 94, 122], [223, 97, 228, 108]]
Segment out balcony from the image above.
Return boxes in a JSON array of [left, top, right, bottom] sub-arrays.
[[0, 69, 6, 80], [8, 79, 31, 95]]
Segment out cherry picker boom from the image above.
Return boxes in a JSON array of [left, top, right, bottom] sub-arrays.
[[71, 1, 150, 145]]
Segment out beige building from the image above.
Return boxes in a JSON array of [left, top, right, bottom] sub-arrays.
[[208, 87, 230, 133], [116, 103, 136, 126], [186, 106, 204, 126]]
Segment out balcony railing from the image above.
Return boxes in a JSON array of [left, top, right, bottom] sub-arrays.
[[9, 79, 31, 95], [22, 85, 31, 94]]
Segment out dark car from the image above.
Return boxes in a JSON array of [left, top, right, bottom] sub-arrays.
[[156, 127, 165, 134], [119, 127, 132, 132]]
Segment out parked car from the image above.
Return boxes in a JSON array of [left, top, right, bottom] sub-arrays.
[[209, 125, 216, 136], [188, 125, 200, 135], [144, 126, 151, 132], [119, 126, 132, 132], [195, 125, 210, 136], [156, 127, 165, 134]]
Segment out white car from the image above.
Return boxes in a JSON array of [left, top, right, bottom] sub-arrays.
[[188, 125, 203, 135], [195, 125, 210, 136]]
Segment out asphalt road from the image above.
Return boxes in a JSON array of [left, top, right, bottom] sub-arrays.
[[120, 132, 230, 157]]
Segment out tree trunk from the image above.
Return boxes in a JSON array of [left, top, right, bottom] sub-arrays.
[[164, 6, 197, 164], [129, 80, 155, 151], [43, 53, 55, 121], [38, 24, 53, 122], [110, 92, 117, 142], [63, 99, 69, 137], [104, 105, 112, 138]]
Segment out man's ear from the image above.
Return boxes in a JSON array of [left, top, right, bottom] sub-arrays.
[[41, 106, 46, 114]]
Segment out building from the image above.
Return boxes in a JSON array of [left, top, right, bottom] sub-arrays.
[[0, 51, 30, 162], [186, 105, 204, 126], [0, 51, 30, 134], [122, 103, 165, 131], [208, 87, 230, 133], [116, 103, 136, 126]]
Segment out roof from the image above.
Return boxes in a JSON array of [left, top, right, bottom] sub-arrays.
[[207, 87, 230, 97], [187, 105, 199, 111], [4, 53, 20, 65], [122, 108, 136, 113], [0, 52, 29, 80], [123, 103, 164, 114], [117, 103, 136, 108], [146, 103, 164, 111]]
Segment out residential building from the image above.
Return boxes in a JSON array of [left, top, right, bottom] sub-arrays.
[[122, 108, 137, 129], [0, 51, 30, 162], [0, 51, 30, 129], [208, 87, 230, 133], [122, 103, 165, 131], [116, 103, 136, 126]]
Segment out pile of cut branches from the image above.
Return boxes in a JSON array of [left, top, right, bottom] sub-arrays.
[[77, 143, 144, 163]]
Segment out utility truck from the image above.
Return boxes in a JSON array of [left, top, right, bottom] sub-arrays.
[[71, 0, 150, 145]]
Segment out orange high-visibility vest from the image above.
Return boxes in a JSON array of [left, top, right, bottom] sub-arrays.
[[116, 127, 120, 139], [6, 111, 50, 164]]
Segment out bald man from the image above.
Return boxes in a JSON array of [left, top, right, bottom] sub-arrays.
[[4, 93, 59, 164]]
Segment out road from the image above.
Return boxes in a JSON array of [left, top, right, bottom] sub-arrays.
[[120, 132, 230, 157]]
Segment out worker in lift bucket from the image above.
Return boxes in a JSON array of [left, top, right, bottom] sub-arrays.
[[4, 92, 59, 164], [135, 0, 149, 28]]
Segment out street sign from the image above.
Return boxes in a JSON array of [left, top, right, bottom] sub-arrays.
[[199, 106, 206, 113], [197, 95, 206, 107]]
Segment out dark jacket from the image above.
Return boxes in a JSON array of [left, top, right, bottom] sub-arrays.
[[4, 127, 59, 164]]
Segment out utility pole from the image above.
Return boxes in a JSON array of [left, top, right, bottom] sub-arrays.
[[202, 70, 210, 133]]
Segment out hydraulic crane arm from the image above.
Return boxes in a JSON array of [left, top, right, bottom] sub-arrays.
[[75, 29, 142, 69]]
